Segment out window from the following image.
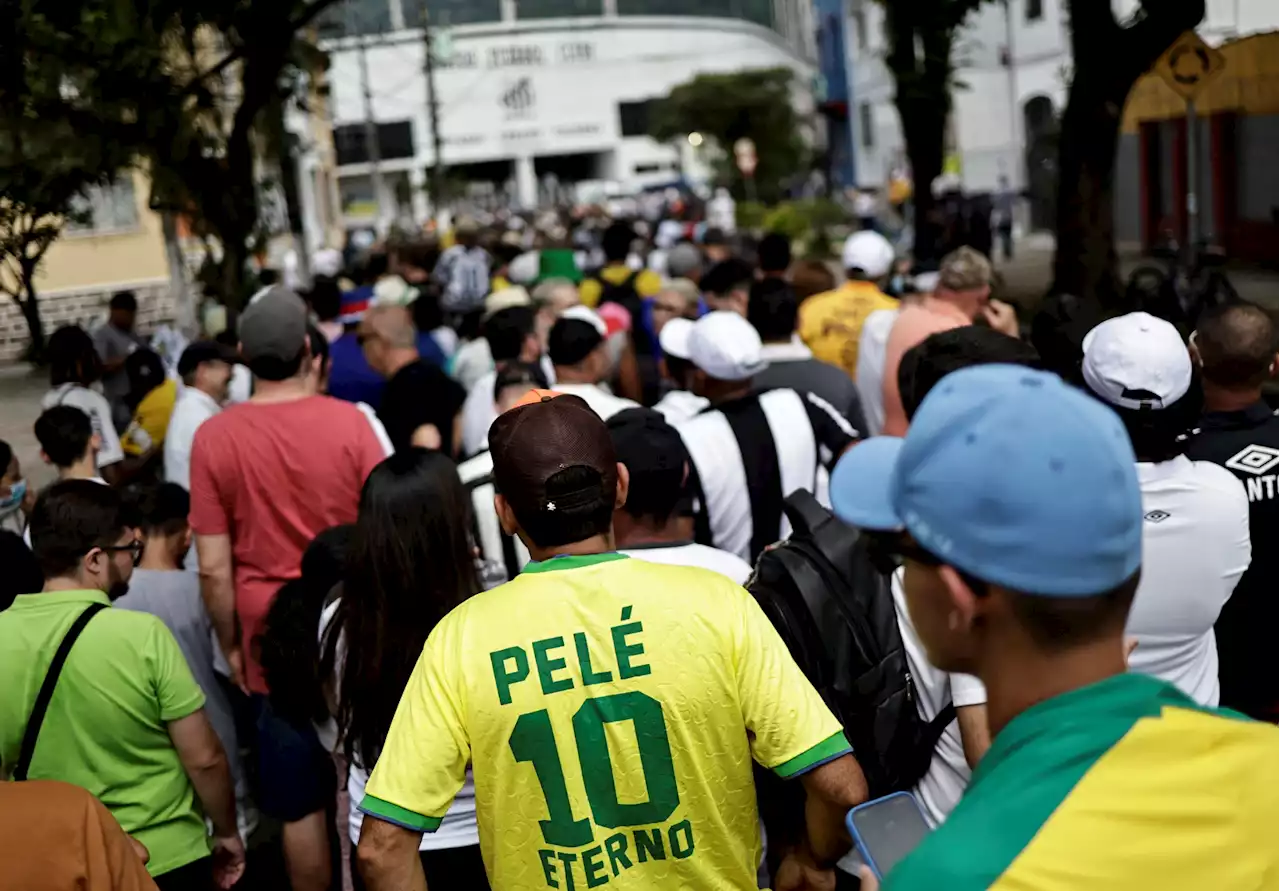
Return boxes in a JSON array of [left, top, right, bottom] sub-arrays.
[[339, 175, 378, 217], [333, 121, 416, 165], [317, 0, 392, 37], [853, 6, 867, 49], [618, 101, 653, 138], [403, 0, 502, 27], [66, 177, 139, 234], [1025, 0, 1043, 22], [616, 0, 773, 30], [515, 0, 603, 18], [859, 103, 874, 149]]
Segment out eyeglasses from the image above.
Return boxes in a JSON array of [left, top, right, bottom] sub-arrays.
[[865, 533, 989, 597], [99, 540, 144, 566]]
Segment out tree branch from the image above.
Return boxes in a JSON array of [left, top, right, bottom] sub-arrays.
[[179, 0, 343, 99], [1117, 0, 1206, 83]]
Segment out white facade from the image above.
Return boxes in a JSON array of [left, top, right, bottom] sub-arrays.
[[318, 7, 817, 229], [846, 0, 1277, 194]]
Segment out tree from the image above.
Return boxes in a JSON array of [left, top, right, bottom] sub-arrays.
[[648, 68, 808, 204], [4, 0, 340, 312], [1052, 0, 1205, 305], [0, 200, 69, 363], [876, 0, 988, 262]]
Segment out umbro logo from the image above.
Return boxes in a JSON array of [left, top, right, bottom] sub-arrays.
[[1224, 444, 1280, 476], [1144, 510, 1171, 523]]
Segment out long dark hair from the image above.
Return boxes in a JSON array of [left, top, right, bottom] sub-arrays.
[[259, 525, 354, 725], [321, 449, 479, 769]]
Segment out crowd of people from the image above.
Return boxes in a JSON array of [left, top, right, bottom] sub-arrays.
[[0, 211, 1276, 891]]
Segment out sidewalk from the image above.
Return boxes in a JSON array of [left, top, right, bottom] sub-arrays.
[[0, 364, 56, 491]]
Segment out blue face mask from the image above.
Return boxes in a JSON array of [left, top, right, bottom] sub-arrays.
[[0, 479, 27, 514]]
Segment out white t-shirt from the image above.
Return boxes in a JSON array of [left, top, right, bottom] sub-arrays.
[[837, 570, 987, 876], [892, 570, 987, 826], [460, 371, 500, 459], [551, 381, 639, 422], [1126, 456, 1251, 706], [165, 385, 222, 491], [227, 365, 252, 405], [855, 308, 898, 437], [318, 599, 478, 850], [620, 542, 753, 586], [41, 384, 124, 468], [653, 389, 710, 425]]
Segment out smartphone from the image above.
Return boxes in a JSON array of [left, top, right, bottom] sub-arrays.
[[846, 792, 932, 880]]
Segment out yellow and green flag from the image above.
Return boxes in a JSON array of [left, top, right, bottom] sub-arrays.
[[886, 673, 1279, 891]]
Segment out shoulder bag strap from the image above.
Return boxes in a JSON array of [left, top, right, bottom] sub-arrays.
[[13, 602, 108, 781]]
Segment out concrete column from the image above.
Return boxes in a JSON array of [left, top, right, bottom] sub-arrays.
[[409, 165, 430, 225], [514, 155, 537, 209]]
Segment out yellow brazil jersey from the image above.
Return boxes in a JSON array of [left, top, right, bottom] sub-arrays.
[[362, 553, 849, 891], [122, 378, 178, 456], [579, 266, 664, 309], [797, 282, 898, 379]]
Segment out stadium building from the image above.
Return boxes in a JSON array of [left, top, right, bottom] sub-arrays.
[[312, 0, 819, 233]]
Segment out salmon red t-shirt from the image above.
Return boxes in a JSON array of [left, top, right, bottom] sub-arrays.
[[188, 395, 385, 693]]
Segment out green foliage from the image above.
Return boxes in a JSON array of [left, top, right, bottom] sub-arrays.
[[648, 68, 807, 204], [737, 198, 849, 258], [1, 0, 340, 310]]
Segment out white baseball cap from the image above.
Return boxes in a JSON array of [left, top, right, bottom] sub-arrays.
[[658, 317, 695, 360], [841, 231, 895, 279], [1082, 312, 1192, 410], [686, 311, 766, 381], [484, 286, 532, 319], [559, 304, 608, 337]]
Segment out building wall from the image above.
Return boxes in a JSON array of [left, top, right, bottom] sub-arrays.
[[848, 0, 1277, 198], [322, 14, 815, 219], [0, 168, 175, 363], [30, 169, 169, 294]]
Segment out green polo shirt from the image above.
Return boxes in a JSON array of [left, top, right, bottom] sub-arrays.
[[0, 589, 210, 876]]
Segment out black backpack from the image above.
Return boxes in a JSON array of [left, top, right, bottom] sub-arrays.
[[748, 490, 954, 798]]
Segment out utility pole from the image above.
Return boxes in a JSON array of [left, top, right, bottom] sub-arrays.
[[421, 5, 445, 223], [354, 0, 385, 232]]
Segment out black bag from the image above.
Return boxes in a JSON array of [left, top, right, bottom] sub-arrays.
[[748, 490, 954, 797]]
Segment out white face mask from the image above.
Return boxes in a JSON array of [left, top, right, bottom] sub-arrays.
[[0, 479, 26, 515]]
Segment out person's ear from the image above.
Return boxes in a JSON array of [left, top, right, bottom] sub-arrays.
[[1188, 335, 1203, 368], [182, 527, 193, 552], [1270, 352, 1278, 380], [936, 565, 984, 635], [83, 547, 106, 579], [495, 493, 519, 537], [614, 463, 630, 510], [90, 434, 102, 453], [40, 450, 52, 467]]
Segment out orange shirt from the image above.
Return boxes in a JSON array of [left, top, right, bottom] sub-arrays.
[[797, 281, 900, 380], [880, 296, 973, 436], [0, 781, 158, 890]]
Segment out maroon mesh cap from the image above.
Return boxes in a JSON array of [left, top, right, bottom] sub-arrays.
[[488, 391, 618, 518]]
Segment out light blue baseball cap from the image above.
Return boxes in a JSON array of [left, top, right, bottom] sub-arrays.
[[831, 364, 1143, 597]]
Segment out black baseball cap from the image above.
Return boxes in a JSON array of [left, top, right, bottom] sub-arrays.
[[607, 409, 690, 521], [177, 341, 238, 378], [489, 391, 617, 533]]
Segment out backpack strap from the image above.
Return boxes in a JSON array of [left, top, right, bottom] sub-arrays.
[[14, 602, 108, 781]]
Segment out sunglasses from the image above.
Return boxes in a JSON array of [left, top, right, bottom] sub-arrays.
[[98, 539, 144, 566], [865, 533, 989, 597]]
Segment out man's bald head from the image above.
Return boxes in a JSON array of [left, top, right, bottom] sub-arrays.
[[362, 304, 417, 349], [1194, 302, 1279, 389]]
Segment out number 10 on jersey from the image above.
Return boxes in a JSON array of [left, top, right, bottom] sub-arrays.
[[509, 691, 697, 886]]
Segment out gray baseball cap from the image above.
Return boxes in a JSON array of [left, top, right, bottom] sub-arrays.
[[237, 286, 308, 365]]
